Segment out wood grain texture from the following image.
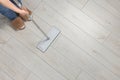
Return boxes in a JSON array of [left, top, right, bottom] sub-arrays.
[[33, 2, 120, 79], [77, 71, 95, 80], [42, 0, 110, 42], [0, 70, 13, 80], [34, 1, 120, 77], [1, 0, 120, 80], [2, 21, 81, 80], [0, 49, 31, 80], [66, 0, 88, 9], [103, 32, 120, 58], [2, 37, 68, 80], [26, 73, 42, 80], [82, 0, 120, 33]]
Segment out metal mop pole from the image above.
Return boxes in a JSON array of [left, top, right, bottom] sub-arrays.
[[15, 0, 61, 52], [15, 1, 50, 40], [31, 18, 50, 40]]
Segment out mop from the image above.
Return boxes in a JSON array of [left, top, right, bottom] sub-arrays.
[[32, 18, 61, 52], [15, 0, 61, 52]]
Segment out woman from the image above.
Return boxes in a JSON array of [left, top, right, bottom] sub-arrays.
[[0, 0, 31, 30]]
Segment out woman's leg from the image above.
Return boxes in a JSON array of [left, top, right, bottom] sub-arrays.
[[0, 0, 25, 30], [0, 4, 18, 20], [0, 0, 22, 20]]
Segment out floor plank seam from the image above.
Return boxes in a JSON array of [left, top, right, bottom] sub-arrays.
[[62, 0, 111, 36], [92, 0, 120, 18], [61, 33, 120, 79], [43, 3, 119, 60], [36, 3, 120, 79], [1, 68, 15, 80], [0, 35, 44, 80], [1, 47, 42, 80], [2, 36, 70, 80], [43, 2, 111, 44]]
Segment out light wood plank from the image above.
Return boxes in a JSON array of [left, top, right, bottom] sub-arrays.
[[0, 70, 13, 80], [51, 34, 119, 80], [0, 27, 11, 44], [18, 4, 120, 79], [66, 0, 88, 9], [2, 15, 82, 80], [102, 0, 120, 13], [3, 22, 120, 80], [33, 3, 120, 78], [26, 73, 42, 80], [1, 0, 120, 80], [93, 0, 120, 18], [2, 37, 68, 80], [25, 17, 82, 80], [77, 71, 95, 80], [42, 0, 110, 42], [25, 15, 120, 79], [0, 49, 30, 80], [0, 22, 12, 48], [82, 0, 120, 33], [0, 17, 7, 25], [103, 32, 120, 57]]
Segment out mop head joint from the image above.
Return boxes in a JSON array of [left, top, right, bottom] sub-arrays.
[[37, 27, 61, 53]]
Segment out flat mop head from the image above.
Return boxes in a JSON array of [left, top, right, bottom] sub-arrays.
[[37, 27, 61, 53]]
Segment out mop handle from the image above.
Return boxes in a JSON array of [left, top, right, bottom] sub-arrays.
[[15, 1, 50, 40], [31, 18, 50, 40]]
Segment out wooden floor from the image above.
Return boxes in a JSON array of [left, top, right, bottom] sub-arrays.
[[0, 0, 120, 80]]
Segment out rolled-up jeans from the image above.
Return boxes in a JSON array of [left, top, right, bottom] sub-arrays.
[[0, 0, 22, 20]]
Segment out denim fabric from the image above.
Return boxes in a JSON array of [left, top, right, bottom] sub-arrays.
[[0, 0, 21, 20]]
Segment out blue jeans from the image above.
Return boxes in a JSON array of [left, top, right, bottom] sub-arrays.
[[0, 0, 22, 20]]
